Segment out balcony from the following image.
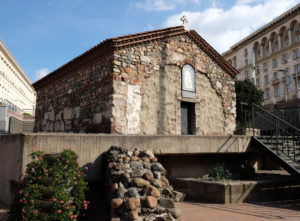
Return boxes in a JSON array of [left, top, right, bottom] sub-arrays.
[[272, 79, 280, 85]]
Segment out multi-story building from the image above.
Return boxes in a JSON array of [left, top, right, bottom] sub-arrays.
[[223, 4, 300, 110], [0, 39, 36, 132]]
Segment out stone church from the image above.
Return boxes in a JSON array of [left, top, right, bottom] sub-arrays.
[[33, 23, 238, 135]]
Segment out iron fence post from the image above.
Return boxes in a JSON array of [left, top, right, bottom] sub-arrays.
[[252, 105, 255, 136], [276, 119, 279, 155]]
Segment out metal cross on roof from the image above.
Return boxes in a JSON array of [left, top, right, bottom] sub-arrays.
[[180, 16, 189, 30]]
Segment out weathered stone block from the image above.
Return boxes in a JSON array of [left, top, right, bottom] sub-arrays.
[[63, 107, 72, 120]]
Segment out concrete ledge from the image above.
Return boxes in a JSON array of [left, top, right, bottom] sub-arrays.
[[0, 133, 251, 206], [22, 133, 251, 153], [173, 177, 300, 204]]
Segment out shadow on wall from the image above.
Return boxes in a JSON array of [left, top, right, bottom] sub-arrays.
[[157, 42, 168, 134], [82, 153, 110, 221]]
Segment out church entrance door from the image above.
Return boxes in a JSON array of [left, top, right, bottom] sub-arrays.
[[181, 102, 194, 135]]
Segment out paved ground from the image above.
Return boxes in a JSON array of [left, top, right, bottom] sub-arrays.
[[0, 203, 8, 221], [1, 200, 300, 220], [176, 199, 300, 221]]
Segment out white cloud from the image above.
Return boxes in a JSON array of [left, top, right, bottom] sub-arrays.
[[136, 0, 176, 11], [135, 0, 198, 12], [36, 68, 50, 80], [164, 0, 298, 53]]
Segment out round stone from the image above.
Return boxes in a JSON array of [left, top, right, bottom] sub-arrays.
[[111, 198, 123, 210], [143, 196, 157, 209], [143, 170, 154, 180], [126, 188, 140, 198], [161, 176, 169, 186], [171, 208, 182, 219], [131, 156, 139, 161], [158, 198, 174, 208], [131, 178, 150, 187], [125, 197, 140, 211], [146, 185, 160, 198], [129, 210, 139, 220], [111, 183, 119, 192]]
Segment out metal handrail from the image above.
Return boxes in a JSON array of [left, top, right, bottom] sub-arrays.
[[252, 103, 300, 133], [241, 102, 300, 164], [255, 112, 295, 137]]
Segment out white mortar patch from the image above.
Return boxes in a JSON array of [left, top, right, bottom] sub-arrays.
[[126, 84, 141, 134]]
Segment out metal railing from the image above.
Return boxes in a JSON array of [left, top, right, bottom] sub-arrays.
[[241, 103, 300, 163], [271, 106, 300, 129]]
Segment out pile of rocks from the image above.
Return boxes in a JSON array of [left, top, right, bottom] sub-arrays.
[[104, 146, 184, 221]]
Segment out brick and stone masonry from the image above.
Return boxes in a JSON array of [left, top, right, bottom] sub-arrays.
[[33, 26, 238, 135]]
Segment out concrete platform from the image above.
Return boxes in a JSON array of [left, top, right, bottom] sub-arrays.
[[173, 174, 300, 203], [176, 200, 300, 221]]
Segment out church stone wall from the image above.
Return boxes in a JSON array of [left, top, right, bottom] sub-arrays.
[[34, 34, 236, 135], [112, 35, 236, 135], [34, 56, 114, 133]]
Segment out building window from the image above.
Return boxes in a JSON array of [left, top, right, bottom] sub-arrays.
[[295, 64, 300, 73], [244, 48, 248, 56], [245, 71, 249, 79], [286, 85, 291, 93], [264, 75, 269, 84], [296, 24, 300, 34], [265, 89, 270, 99], [274, 39, 279, 48], [284, 33, 289, 41], [275, 87, 280, 97], [293, 49, 300, 59], [256, 78, 260, 86], [245, 59, 248, 66], [272, 58, 278, 67], [282, 54, 288, 63], [263, 63, 268, 71], [182, 64, 196, 92], [274, 72, 279, 80], [256, 67, 260, 74], [233, 57, 237, 68], [284, 68, 289, 75]]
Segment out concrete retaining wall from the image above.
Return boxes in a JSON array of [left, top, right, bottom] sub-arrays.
[[0, 133, 252, 206], [0, 134, 23, 206], [173, 177, 300, 203]]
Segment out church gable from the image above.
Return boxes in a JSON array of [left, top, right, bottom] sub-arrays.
[[111, 34, 236, 135]]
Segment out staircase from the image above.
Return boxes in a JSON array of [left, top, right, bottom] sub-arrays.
[[241, 103, 300, 178]]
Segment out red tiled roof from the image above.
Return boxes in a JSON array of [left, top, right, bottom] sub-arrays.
[[33, 26, 238, 89]]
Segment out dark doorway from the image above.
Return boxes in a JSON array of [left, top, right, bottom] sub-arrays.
[[181, 102, 195, 135]]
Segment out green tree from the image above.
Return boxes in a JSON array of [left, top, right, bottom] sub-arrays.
[[235, 79, 264, 125]]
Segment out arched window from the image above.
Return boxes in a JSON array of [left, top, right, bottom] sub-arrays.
[[182, 64, 195, 92]]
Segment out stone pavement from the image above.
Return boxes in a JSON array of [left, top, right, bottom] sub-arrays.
[[176, 199, 300, 221], [2, 200, 300, 220]]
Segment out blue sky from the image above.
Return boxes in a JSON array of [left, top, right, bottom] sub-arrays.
[[0, 0, 298, 82]]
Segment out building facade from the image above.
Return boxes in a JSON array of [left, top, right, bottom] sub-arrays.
[[0, 40, 36, 114], [223, 4, 300, 110], [0, 40, 36, 132], [33, 26, 237, 135]]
